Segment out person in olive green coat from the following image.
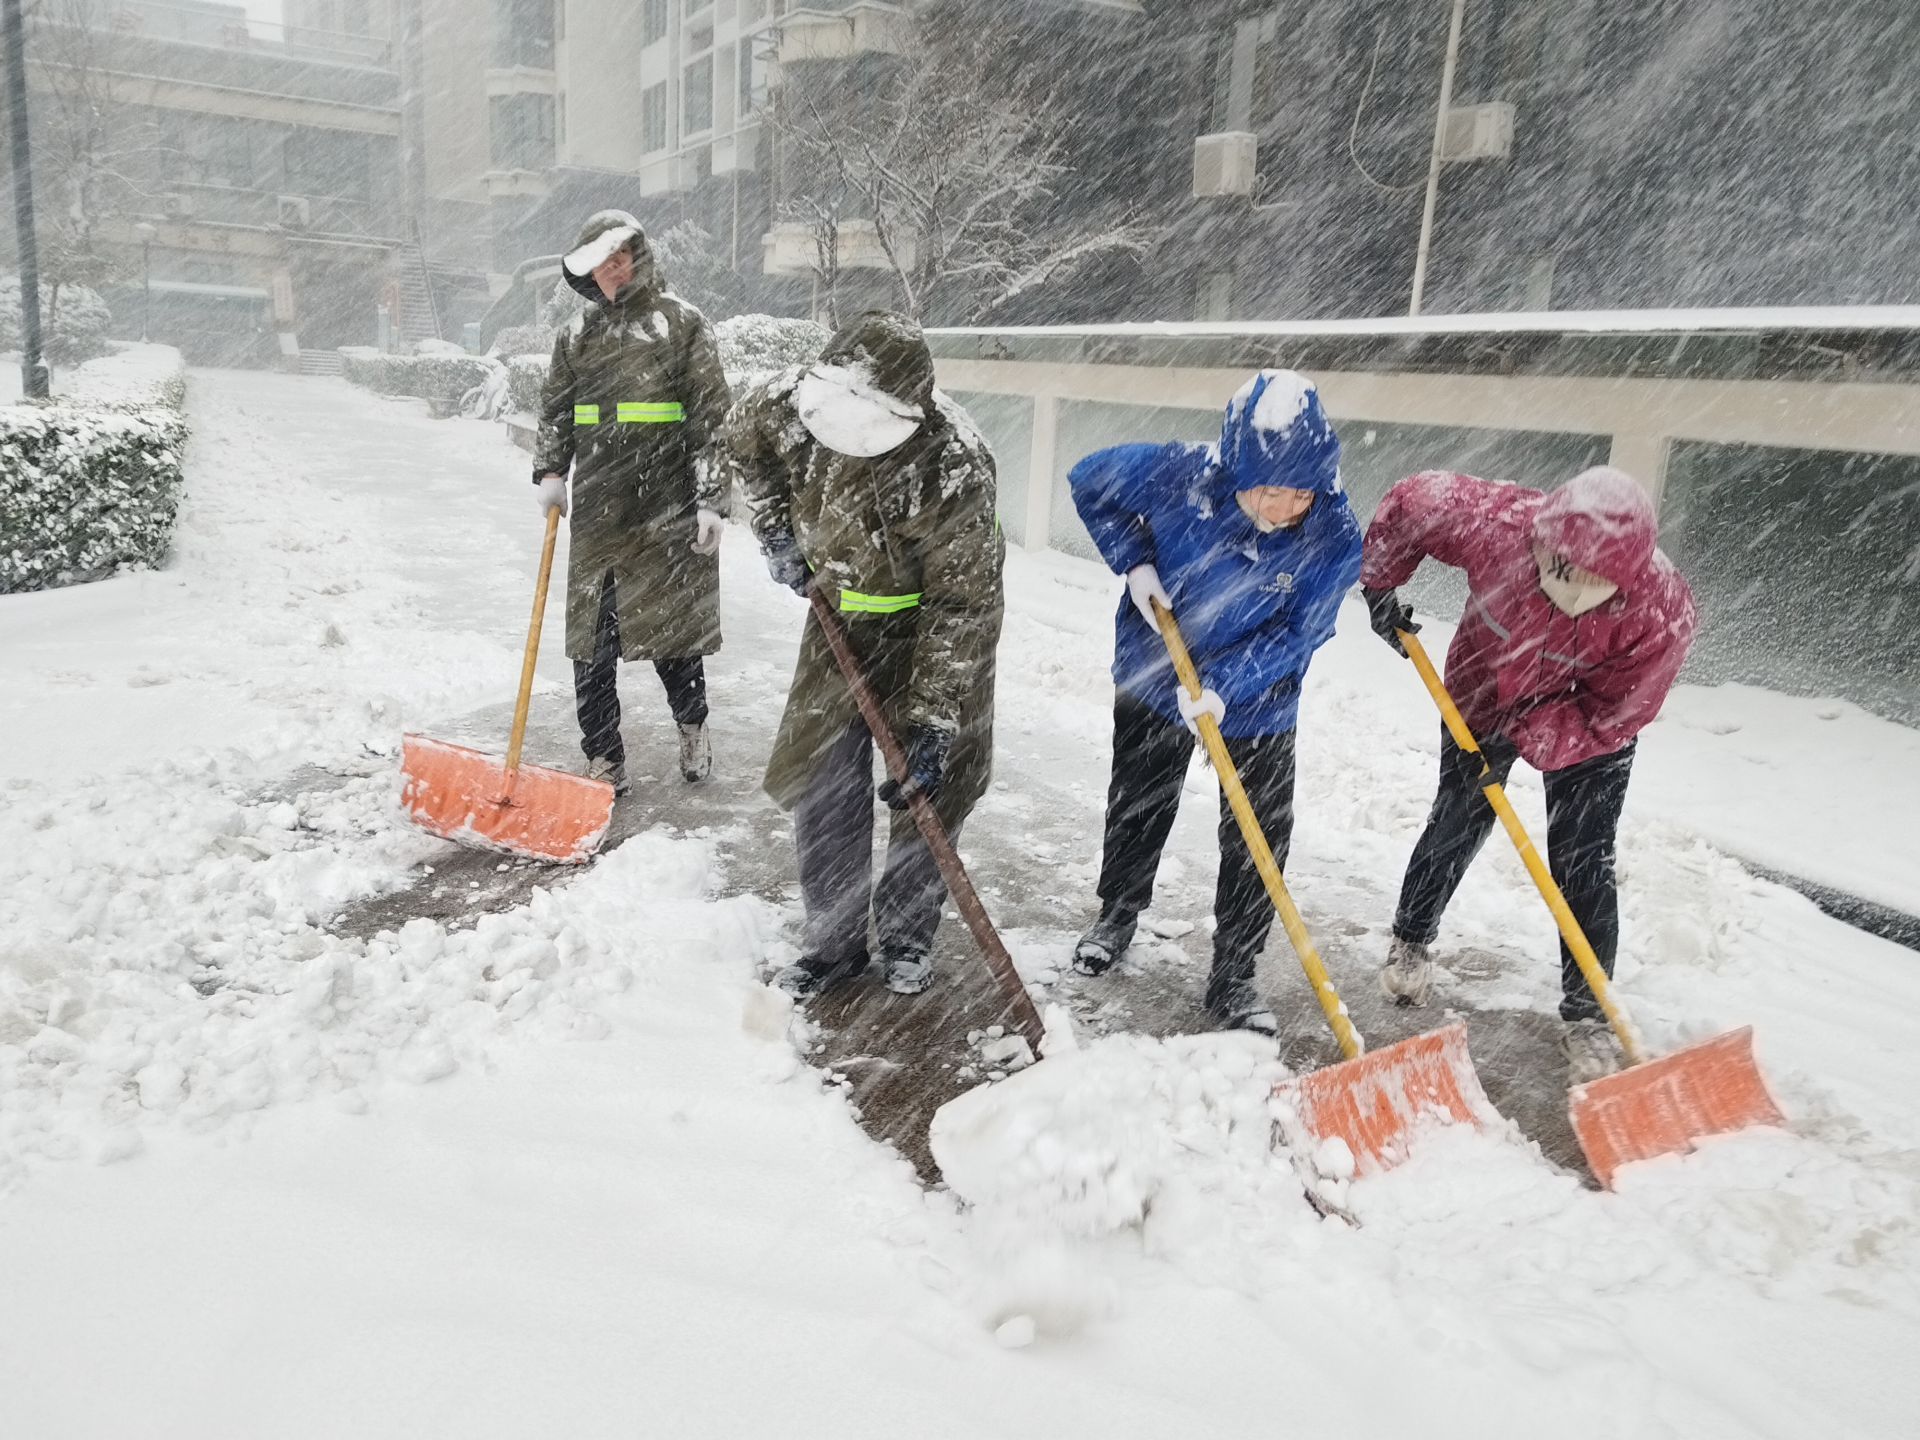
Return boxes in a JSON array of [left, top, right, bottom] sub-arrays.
[[533, 210, 731, 793], [719, 312, 1004, 998]]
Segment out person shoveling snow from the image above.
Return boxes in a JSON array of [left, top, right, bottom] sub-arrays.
[[1064, 370, 1361, 1034], [533, 209, 733, 794], [1360, 466, 1697, 1083]]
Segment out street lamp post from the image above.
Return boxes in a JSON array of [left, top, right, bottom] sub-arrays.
[[3, 0, 49, 398], [1408, 0, 1469, 318], [133, 221, 157, 342]]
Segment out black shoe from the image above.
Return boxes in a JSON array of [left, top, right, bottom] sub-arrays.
[[1071, 907, 1138, 976], [880, 947, 932, 995], [1204, 977, 1277, 1037], [772, 950, 869, 998]]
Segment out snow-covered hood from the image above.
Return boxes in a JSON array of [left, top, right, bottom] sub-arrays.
[[793, 362, 924, 457], [1216, 369, 1343, 499], [1531, 465, 1658, 586], [562, 209, 659, 306]]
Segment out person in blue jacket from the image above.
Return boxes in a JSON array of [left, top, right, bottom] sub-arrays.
[[1068, 370, 1362, 1034]]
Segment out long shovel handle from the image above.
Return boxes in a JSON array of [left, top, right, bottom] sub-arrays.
[[1153, 600, 1364, 1060], [806, 589, 1046, 1048], [1398, 630, 1644, 1065], [504, 505, 563, 783]]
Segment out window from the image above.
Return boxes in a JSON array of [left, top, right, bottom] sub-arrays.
[[643, 82, 670, 153], [683, 56, 713, 134], [1209, 10, 1278, 133], [738, 37, 762, 116], [489, 93, 556, 170], [491, 0, 555, 68], [284, 129, 371, 200], [643, 0, 668, 45]]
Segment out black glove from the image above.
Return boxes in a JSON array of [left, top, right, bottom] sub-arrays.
[[877, 727, 954, 811], [763, 531, 810, 596], [1448, 735, 1515, 790], [1362, 586, 1419, 656]]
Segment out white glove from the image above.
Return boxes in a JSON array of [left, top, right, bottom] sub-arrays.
[[1175, 686, 1226, 736], [535, 474, 568, 517], [1126, 563, 1171, 632], [692, 508, 725, 556]]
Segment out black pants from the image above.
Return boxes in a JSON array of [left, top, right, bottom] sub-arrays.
[[1094, 691, 1297, 1011], [574, 572, 708, 763], [1394, 729, 1635, 1022], [793, 718, 961, 967]]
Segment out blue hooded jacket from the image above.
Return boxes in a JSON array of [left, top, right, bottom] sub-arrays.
[[1068, 371, 1362, 738]]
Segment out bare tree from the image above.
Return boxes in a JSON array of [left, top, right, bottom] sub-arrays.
[[20, 1, 165, 321], [771, 22, 1152, 326]]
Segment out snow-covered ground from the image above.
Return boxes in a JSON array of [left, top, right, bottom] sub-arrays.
[[3, 369, 1917, 1438]]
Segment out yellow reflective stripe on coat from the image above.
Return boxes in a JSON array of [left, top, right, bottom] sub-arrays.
[[616, 401, 686, 423], [574, 402, 686, 425], [839, 589, 922, 614]]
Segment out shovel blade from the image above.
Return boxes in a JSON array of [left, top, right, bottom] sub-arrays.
[[1570, 1026, 1784, 1188], [400, 733, 614, 864], [1273, 1022, 1494, 1175]]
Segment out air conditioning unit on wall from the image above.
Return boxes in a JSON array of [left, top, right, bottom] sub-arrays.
[[277, 195, 312, 229], [1442, 102, 1516, 163], [1193, 132, 1257, 199]]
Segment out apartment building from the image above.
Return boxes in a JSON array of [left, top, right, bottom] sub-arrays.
[[4, 0, 414, 363]]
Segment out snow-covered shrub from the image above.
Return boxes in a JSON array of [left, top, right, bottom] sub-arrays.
[[505, 354, 549, 414], [341, 351, 498, 404], [716, 314, 829, 393], [0, 277, 115, 364], [413, 337, 469, 358], [490, 323, 554, 359], [1, 345, 189, 593]]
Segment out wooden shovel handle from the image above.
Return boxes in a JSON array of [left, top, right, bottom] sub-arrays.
[[505, 505, 563, 781], [807, 588, 1045, 1048], [1152, 600, 1364, 1060]]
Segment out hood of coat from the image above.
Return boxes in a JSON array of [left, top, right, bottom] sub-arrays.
[[1531, 466, 1658, 586], [818, 311, 938, 411], [1215, 369, 1343, 500], [562, 209, 660, 306]]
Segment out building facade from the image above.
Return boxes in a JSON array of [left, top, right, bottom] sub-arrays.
[[2, 0, 419, 364]]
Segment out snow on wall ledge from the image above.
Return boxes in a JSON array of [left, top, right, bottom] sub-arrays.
[[0, 345, 189, 595]]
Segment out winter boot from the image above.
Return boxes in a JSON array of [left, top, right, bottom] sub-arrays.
[[772, 950, 869, 999], [1562, 1018, 1624, 1086], [1204, 976, 1278, 1037], [1071, 907, 1138, 977], [584, 755, 630, 796], [677, 721, 712, 783], [881, 946, 933, 996], [1378, 937, 1433, 1007]]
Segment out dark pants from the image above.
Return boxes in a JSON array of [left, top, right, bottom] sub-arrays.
[[1394, 728, 1635, 1022], [574, 572, 708, 763], [794, 718, 961, 967], [1094, 691, 1297, 1012]]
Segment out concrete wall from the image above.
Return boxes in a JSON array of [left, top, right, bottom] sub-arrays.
[[556, 0, 648, 174], [418, 0, 492, 209]]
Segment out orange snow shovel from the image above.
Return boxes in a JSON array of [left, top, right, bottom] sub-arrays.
[[1398, 630, 1784, 1186], [400, 507, 615, 864], [1154, 602, 1495, 1176]]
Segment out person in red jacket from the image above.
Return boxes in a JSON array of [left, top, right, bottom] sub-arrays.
[[1359, 466, 1697, 1081]]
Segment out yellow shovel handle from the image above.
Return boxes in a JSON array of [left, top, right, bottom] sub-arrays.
[[1399, 630, 1644, 1065], [1153, 600, 1363, 1060], [505, 505, 563, 781]]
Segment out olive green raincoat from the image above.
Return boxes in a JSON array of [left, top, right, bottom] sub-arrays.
[[534, 210, 732, 661], [720, 313, 1005, 814]]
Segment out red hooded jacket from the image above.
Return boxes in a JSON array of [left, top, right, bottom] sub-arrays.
[[1361, 468, 1697, 772]]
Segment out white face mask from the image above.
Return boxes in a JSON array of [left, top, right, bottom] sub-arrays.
[[793, 364, 923, 457], [1535, 549, 1618, 617]]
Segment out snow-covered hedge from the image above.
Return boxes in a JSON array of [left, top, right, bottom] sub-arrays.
[[340, 350, 497, 404], [716, 314, 829, 391], [0, 345, 189, 594], [0, 277, 114, 364]]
